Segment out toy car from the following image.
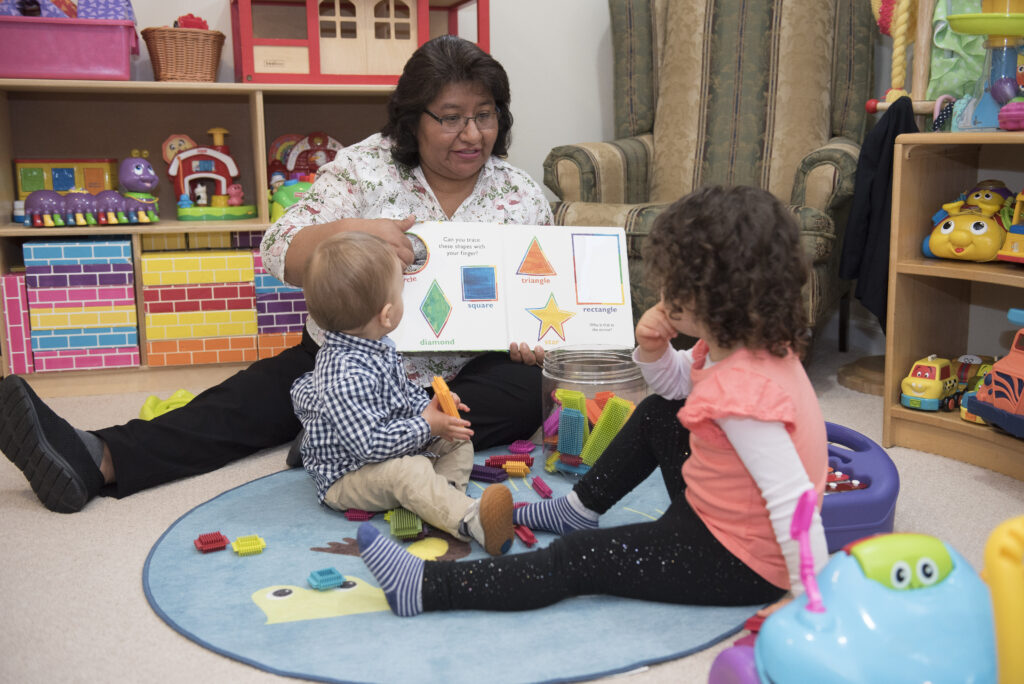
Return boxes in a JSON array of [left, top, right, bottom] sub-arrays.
[[900, 355, 961, 411], [963, 321, 1024, 438]]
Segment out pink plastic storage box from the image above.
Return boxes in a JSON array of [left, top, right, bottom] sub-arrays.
[[0, 16, 137, 81]]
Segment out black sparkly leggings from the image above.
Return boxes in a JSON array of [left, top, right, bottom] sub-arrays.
[[422, 395, 787, 611]]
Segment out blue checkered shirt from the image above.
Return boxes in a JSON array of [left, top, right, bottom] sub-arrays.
[[291, 331, 434, 502]]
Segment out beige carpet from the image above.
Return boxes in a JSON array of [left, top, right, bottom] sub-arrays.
[[1, 338, 1022, 684]]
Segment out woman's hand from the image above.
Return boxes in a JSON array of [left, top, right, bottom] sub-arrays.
[[423, 393, 473, 442], [509, 342, 545, 366], [352, 215, 417, 266], [283, 215, 417, 285], [633, 303, 677, 363]]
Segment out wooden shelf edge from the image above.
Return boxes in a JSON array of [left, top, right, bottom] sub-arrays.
[[885, 407, 1024, 481], [0, 220, 271, 237]]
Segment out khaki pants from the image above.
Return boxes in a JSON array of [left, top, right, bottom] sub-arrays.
[[323, 438, 474, 539]]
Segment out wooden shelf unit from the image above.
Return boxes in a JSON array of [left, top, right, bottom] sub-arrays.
[[0, 78, 392, 396], [883, 132, 1024, 481]]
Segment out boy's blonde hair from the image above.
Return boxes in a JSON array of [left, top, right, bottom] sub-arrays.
[[303, 232, 398, 333]]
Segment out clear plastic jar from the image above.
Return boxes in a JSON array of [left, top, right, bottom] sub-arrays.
[[540, 345, 648, 458]]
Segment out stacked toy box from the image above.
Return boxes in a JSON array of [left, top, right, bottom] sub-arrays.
[[253, 250, 306, 359], [1, 273, 34, 374], [21, 239, 139, 372], [141, 249, 258, 366]]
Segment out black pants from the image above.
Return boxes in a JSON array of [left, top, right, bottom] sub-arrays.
[[96, 331, 542, 497], [422, 395, 787, 611]]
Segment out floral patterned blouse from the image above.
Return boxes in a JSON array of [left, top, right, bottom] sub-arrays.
[[261, 133, 554, 386]]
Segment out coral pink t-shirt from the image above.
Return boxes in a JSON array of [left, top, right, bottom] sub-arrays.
[[677, 341, 827, 588]]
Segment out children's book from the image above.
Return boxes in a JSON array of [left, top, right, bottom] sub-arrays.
[[389, 222, 635, 352]]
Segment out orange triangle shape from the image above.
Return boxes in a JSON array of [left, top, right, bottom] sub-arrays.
[[517, 237, 557, 276]]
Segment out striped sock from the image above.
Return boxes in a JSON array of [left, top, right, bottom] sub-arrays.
[[512, 490, 599, 534], [356, 522, 424, 617]]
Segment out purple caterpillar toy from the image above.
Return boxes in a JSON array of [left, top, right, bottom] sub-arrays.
[[23, 156, 160, 227]]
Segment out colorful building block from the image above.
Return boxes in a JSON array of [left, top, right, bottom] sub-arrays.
[[470, 464, 508, 482], [555, 460, 590, 476], [531, 476, 553, 499], [231, 534, 267, 556], [484, 454, 534, 468], [557, 407, 586, 456], [544, 451, 560, 473], [579, 396, 634, 466], [508, 439, 536, 454], [501, 461, 530, 478], [431, 375, 460, 418], [514, 524, 537, 547], [543, 405, 561, 437], [308, 567, 347, 590], [385, 508, 423, 539], [559, 453, 583, 467], [555, 388, 589, 440], [194, 531, 230, 553], [1, 273, 34, 374], [344, 509, 375, 521]]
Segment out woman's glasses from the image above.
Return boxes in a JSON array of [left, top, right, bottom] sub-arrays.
[[423, 108, 499, 134]]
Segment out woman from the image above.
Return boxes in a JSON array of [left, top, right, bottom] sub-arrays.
[[0, 35, 553, 513]]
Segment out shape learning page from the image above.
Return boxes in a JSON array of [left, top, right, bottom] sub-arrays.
[[388, 223, 634, 352], [502, 227, 634, 350], [390, 222, 509, 351]]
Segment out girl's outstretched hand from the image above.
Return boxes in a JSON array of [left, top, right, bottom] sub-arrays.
[[634, 302, 678, 362], [423, 392, 473, 442]]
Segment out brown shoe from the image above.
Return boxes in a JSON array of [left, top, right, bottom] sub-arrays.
[[478, 484, 514, 556]]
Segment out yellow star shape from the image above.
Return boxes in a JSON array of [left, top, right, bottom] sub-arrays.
[[527, 294, 575, 341]]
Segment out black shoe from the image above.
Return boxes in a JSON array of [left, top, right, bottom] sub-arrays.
[[0, 376, 103, 513], [285, 429, 305, 468]]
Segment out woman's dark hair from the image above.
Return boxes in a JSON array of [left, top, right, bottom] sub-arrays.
[[643, 185, 811, 358], [382, 35, 513, 167]]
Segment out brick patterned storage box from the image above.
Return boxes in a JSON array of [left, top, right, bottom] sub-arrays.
[[0, 16, 137, 81], [140, 249, 258, 367], [21, 239, 139, 372]]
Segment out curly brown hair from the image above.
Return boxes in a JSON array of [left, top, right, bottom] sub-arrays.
[[382, 35, 513, 168], [643, 185, 810, 358]]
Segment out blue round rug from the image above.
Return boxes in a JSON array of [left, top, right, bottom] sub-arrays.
[[143, 447, 759, 683]]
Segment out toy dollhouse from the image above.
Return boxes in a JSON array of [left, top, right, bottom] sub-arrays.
[[230, 0, 490, 85]]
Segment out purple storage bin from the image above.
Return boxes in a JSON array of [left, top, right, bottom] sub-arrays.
[[0, 16, 137, 80], [821, 422, 900, 553]]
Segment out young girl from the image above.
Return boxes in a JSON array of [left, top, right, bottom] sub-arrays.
[[357, 185, 829, 616]]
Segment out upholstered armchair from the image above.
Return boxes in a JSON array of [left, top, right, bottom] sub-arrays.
[[544, 0, 874, 347]]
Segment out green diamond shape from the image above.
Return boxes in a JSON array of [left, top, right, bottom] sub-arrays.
[[420, 279, 452, 336]]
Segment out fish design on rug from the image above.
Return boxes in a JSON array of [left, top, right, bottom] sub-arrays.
[[252, 577, 388, 624], [252, 529, 473, 624]]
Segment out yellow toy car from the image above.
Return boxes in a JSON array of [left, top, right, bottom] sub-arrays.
[[900, 355, 961, 411]]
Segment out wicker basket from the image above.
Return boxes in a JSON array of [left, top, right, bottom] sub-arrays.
[[142, 26, 224, 82]]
